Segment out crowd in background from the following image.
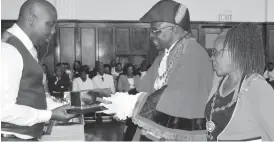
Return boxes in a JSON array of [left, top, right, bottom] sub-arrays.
[[42, 60, 151, 99], [42, 59, 274, 99]]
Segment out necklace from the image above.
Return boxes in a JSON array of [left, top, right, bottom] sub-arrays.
[[206, 73, 262, 140], [154, 34, 194, 90], [206, 77, 241, 140]]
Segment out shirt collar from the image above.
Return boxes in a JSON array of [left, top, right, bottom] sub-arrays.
[[7, 24, 34, 51], [165, 40, 178, 54], [97, 73, 105, 77]]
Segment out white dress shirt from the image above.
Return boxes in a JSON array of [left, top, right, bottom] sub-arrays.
[[112, 70, 122, 78], [128, 78, 135, 89], [140, 71, 147, 79], [1, 24, 61, 139], [72, 77, 94, 91], [92, 73, 115, 94]]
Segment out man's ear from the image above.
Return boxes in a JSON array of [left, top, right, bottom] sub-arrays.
[[28, 13, 37, 27]]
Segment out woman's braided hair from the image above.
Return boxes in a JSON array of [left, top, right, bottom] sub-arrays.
[[223, 23, 265, 76]]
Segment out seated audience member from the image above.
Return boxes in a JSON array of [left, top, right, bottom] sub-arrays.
[[48, 66, 70, 98], [264, 62, 274, 88], [110, 59, 116, 73], [56, 62, 70, 81], [117, 64, 141, 93], [82, 65, 90, 73], [63, 62, 70, 70], [104, 64, 112, 75], [60, 62, 66, 73], [92, 62, 115, 94], [89, 61, 100, 79], [56, 62, 67, 75], [138, 60, 148, 79], [112, 63, 123, 78], [56, 62, 63, 72], [112, 63, 123, 89], [82, 64, 91, 79], [63, 62, 73, 81], [73, 66, 94, 91], [42, 64, 50, 95], [118, 64, 141, 140], [73, 60, 82, 78]]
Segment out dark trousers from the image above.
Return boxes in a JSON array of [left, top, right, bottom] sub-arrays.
[[123, 118, 137, 141]]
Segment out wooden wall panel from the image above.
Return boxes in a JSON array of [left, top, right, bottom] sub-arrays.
[[98, 27, 114, 64], [80, 27, 96, 67], [59, 27, 76, 67], [131, 28, 149, 54], [115, 28, 130, 53], [3, 20, 270, 71]]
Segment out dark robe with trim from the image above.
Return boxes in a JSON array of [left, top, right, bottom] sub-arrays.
[[133, 37, 214, 141]]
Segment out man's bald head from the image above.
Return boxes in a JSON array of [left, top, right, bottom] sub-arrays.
[[18, 0, 56, 23], [17, 0, 57, 46]]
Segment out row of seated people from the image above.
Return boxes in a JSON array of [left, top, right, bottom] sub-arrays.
[[41, 60, 150, 98]]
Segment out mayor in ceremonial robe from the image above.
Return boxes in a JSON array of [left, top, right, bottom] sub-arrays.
[[131, 0, 214, 141]]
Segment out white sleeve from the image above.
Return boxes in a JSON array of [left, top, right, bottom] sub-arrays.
[[1, 42, 52, 126], [109, 76, 116, 93], [46, 97, 63, 110], [250, 79, 274, 140]]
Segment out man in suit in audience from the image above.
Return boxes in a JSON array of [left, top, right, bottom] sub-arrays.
[[48, 66, 71, 98], [110, 60, 116, 74], [1, 0, 76, 141]]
